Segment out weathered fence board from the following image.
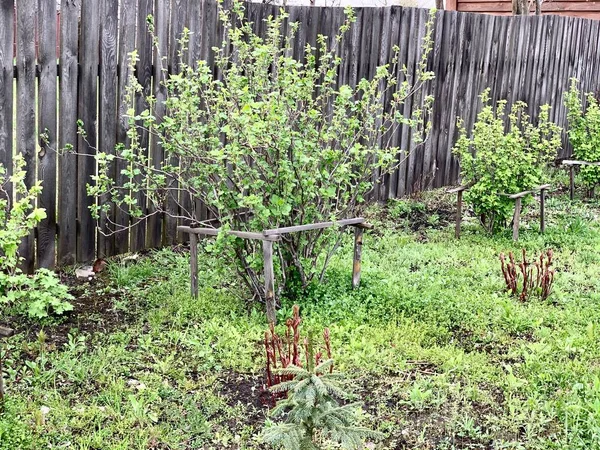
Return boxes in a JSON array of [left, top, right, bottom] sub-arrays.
[[2, 0, 600, 270], [77, 0, 100, 263], [15, 0, 37, 273], [0, 1, 13, 203], [58, 0, 79, 266], [98, 0, 119, 258], [37, 0, 58, 269]]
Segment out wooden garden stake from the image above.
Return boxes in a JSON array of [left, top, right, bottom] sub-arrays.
[[540, 187, 546, 233], [455, 190, 463, 239], [0, 326, 14, 411], [570, 166, 575, 200], [189, 233, 198, 298], [263, 240, 276, 324], [447, 184, 472, 239], [352, 226, 363, 289], [513, 197, 522, 241]]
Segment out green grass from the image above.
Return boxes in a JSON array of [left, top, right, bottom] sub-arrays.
[[4, 187, 600, 448]]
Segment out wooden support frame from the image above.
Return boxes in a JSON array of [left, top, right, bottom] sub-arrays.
[[562, 160, 600, 200], [449, 184, 551, 241], [177, 218, 373, 323], [0, 326, 14, 409]]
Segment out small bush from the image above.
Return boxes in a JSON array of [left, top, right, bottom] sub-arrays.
[[564, 78, 600, 188], [453, 90, 561, 233], [0, 156, 73, 319]]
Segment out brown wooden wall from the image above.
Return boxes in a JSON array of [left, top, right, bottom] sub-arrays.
[[447, 0, 600, 20]]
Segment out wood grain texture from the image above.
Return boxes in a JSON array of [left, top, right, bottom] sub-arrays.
[[1, 2, 600, 269], [16, 0, 37, 273], [37, 0, 58, 268], [114, 0, 137, 256], [131, 0, 153, 252], [77, 0, 100, 263], [147, 0, 169, 249], [58, 0, 80, 266], [0, 0, 13, 203], [166, 0, 188, 245], [98, 0, 119, 258]]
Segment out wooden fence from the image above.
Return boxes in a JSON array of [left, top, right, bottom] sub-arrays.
[[1, 0, 600, 270]]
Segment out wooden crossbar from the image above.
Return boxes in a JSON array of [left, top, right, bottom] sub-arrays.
[[263, 218, 366, 235], [177, 226, 281, 241], [499, 184, 552, 199], [562, 160, 600, 167]]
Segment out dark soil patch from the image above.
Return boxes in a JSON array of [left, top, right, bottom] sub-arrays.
[[5, 270, 131, 347]]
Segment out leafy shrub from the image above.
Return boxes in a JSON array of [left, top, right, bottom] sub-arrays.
[[564, 78, 600, 188], [499, 249, 554, 301], [0, 156, 73, 319], [90, 1, 435, 303], [453, 90, 561, 233]]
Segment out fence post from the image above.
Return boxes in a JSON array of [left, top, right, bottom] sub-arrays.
[[352, 226, 363, 289], [189, 233, 198, 298], [513, 197, 522, 241], [263, 240, 276, 324], [540, 187, 546, 233]]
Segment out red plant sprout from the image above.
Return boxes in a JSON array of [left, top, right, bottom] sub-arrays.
[[263, 305, 335, 403], [499, 249, 554, 301]]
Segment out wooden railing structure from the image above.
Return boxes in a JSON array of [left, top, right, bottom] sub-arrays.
[[449, 184, 551, 241], [178, 218, 373, 322]]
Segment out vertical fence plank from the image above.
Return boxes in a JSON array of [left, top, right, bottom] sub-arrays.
[[187, 0, 205, 229], [16, 0, 37, 272], [432, 10, 455, 189], [131, 0, 153, 252], [0, 1, 13, 203], [98, 0, 119, 258], [166, 0, 188, 245], [148, 0, 169, 249], [395, 7, 411, 196], [58, 0, 80, 266], [115, 0, 137, 256], [77, 0, 100, 263], [37, 0, 58, 269]]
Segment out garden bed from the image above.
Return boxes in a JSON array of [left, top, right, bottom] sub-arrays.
[[4, 186, 600, 449]]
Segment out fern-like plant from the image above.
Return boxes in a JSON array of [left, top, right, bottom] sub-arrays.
[[263, 359, 383, 450]]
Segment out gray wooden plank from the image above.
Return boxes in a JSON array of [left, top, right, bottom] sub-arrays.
[[16, 0, 37, 272], [114, 0, 137, 255], [443, 11, 466, 186], [98, 0, 118, 258], [147, 0, 169, 249], [37, 0, 58, 268], [0, 0, 14, 207], [166, 0, 188, 245], [131, 0, 153, 252], [77, 0, 100, 263], [396, 7, 412, 196], [58, 0, 80, 266]]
